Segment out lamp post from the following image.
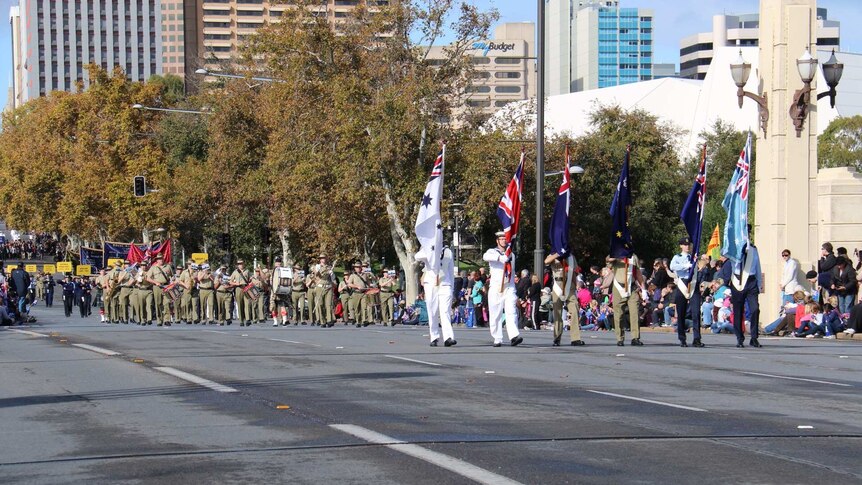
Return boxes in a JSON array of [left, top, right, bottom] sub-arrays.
[[131, 104, 213, 115], [195, 68, 285, 87], [729, 50, 769, 135], [533, 0, 546, 279], [789, 48, 843, 137]]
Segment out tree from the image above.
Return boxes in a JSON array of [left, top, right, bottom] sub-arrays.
[[818, 115, 862, 172]]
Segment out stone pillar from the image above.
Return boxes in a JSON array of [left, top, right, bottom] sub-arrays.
[[818, 168, 862, 260], [755, 0, 819, 322]]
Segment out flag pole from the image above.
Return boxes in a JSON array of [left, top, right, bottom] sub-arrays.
[[533, 0, 546, 281]]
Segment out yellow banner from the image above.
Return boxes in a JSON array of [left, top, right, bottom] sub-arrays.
[[5, 264, 17, 272], [107, 258, 124, 267], [57, 261, 73, 273], [76, 265, 92, 276], [43, 264, 56, 274], [191, 253, 209, 264], [25, 264, 38, 273]]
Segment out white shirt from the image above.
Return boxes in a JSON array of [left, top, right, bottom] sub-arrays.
[[439, 248, 455, 287], [483, 247, 514, 289], [782, 257, 801, 293]]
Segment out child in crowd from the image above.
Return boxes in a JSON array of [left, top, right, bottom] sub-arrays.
[[794, 302, 823, 338]]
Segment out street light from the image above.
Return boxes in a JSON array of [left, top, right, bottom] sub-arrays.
[[789, 48, 843, 137], [729, 50, 769, 135], [132, 104, 213, 115], [195, 68, 285, 85], [534, 0, 547, 279], [544, 165, 585, 177]]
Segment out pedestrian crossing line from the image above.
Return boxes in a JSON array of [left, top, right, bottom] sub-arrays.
[[384, 355, 442, 367], [7, 329, 49, 338], [154, 366, 238, 393], [330, 424, 523, 485], [268, 338, 321, 347], [739, 371, 852, 388], [586, 390, 708, 413], [71, 343, 121, 356]]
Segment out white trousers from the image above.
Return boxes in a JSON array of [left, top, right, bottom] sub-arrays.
[[424, 283, 455, 343], [488, 284, 519, 343]]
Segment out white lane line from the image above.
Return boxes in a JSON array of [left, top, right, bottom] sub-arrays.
[[586, 390, 708, 413], [7, 329, 48, 337], [739, 371, 852, 388], [203, 330, 229, 334], [71, 343, 121, 356], [384, 355, 442, 367], [331, 424, 523, 485], [268, 338, 321, 347], [154, 366, 238, 393]]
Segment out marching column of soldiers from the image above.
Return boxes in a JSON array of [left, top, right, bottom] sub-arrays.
[[94, 253, 401, 328]]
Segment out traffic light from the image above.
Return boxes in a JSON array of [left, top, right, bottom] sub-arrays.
[[133, 176, 147, 197], [217, 232, 231, 251], [261, 227, 271, 247]]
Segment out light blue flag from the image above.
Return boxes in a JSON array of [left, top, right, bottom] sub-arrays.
[[721, 132, 752, 265]]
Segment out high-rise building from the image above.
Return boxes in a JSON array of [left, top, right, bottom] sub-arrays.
[[10, 0, 165, 107], [679, 9, 840, 80], [160, 1, 186, 77], [546, 0, 654, 95], [426, 22, 536, 124]]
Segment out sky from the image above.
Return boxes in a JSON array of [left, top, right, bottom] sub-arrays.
[[0, 0, 860, 111]]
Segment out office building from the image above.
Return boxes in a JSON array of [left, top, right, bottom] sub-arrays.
[[10, 0, 165, 108], [546, 0, 654, 95], [679, 9, 840, 79], [426, 22, 536, 123]]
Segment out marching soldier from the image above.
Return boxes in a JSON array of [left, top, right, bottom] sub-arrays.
[[483, 232, 523, 347], [313, 254, 335, 327], [669, 237, 704, 348], [103, 261, 121, 323], [608, 254, 645, 346], [348, 261, 369, 327], [338, 268, 352, 324], [146, 254, 173, 326], [35, 271, 45, 302], [134, 260, 154, 325], [362, 262, 378, 324], [230, 259, 253, 326], [197, 263, 215, 325], [291, 263, 307, 325], [545, 252, 585, 347], [378, 269, 398, 326], [270, 257, 291, 326], [257, 265, 270, 324], [304, 266, 318, 325], [117, 260, 135, 324], [214, 264, 233, 325], [190, 263, 201, 323], [178, 262, 198, 324], [250, 267, 266, 323]]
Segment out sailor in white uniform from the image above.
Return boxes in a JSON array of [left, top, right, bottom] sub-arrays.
[[482, 231, 523, 347], [429, 246, 457, 347]]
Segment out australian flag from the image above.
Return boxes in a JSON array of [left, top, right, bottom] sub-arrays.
[[414, 145, 445, 272], [721, 131, 752, 264], [548, 145, 572, 258], [609, 147, 633, 258], [497, 150, 525, 282], [680, 144, 707, 264]]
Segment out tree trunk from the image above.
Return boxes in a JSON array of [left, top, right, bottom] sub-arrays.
[[141, 228, 151, 245], [279, 228, 293, 265], [381, 176, 421, 305]]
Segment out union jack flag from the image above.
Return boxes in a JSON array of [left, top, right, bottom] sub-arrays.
[[721, 131, 752, 264], [429, 150, 443, 181], [735, 143, 750, 201], [496, 150, 525, 282]]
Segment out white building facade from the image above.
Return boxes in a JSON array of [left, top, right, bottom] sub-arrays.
[[10, 0, 165, 107]]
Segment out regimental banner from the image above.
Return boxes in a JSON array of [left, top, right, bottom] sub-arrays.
[[191, 253, 209, 264], [76, 265, 92, 276], [43, 264, 56, 274], [57, 261, 73, 273], [80, 247, 104, 271], [25, 264, 38, 273]]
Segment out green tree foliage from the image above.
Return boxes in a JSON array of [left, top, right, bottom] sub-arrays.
[[818, 115, 862, 172]]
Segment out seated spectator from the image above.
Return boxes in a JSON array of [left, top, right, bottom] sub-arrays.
[[711, 297, 734, 334], [843, 301, 862, 336], [576, 280, 591, 310], [537, 287, 551, 327], [821, 303, 844, 338], [701, 295, 715, 329], [794, 302, 823, 338]]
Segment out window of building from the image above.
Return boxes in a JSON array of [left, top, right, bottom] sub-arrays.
[[495, 86, 521, 94], [466, 99, 491, 108], [495, 57, 520, 65], [495, 71, 520, 79], [471, 57, 490, 64], [472, 71, 491, 79], [466, 85, 491, 93], [237, 10, 264, 16]]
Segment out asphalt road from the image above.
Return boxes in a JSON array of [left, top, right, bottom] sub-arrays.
[[2, 303, 861, 484]]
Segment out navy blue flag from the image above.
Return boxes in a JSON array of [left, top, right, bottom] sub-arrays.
[[80, 247, 104, 270], [609, 147, 633, 258], [680, 145, 707, 265], [548, 145, 572, 258]]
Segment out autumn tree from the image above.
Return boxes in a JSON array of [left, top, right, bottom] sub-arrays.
[[818, 115, 862, 172]]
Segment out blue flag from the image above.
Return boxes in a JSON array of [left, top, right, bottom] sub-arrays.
[[680, 145, 707, 265], [548, 145, 571, 258], [721, 131, 752, 264], [609, 147, 633, 258]]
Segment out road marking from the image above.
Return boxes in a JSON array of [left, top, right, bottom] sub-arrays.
[[331, 424, 523, 485], [203, 330, 229, 334], [268, 338, 321, 347], [7, 329, 48, 337], [71, 343, 121, 356], [154, 366, 238, 393], [384, 355, 442, 367], [586, 390, 708, 413], [739, 371, 852, 387]]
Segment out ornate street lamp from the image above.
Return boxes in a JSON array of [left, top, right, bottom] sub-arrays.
[[789, 48, 843, 137], [729, 50, 769, 135]]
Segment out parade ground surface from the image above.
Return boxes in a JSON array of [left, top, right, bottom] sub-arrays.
[[2, 306, 861, 484]]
